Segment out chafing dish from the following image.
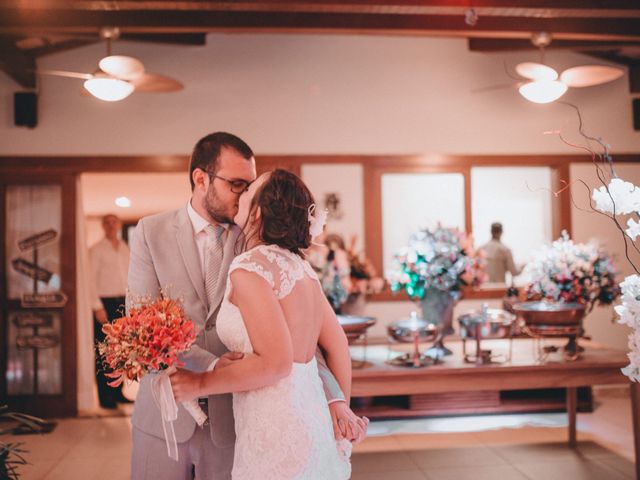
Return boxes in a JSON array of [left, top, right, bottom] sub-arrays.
[[513, 301, 586, 361], [387, 314, 437, 343], [513, 301, 585, 326], [458, 306, 515, 365], [337, 315, 376, 345], [386, 312, 438, 368], [458, 308, 515, 340]]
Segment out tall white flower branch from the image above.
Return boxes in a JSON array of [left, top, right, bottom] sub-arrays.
[[549, 102, 640, 381]]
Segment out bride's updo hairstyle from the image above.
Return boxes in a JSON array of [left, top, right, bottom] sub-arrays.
[[247, 169, 315, 257]]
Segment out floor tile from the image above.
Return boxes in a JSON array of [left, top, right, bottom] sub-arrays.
[[422, 464, 531, 480], [513, 457, 630, 480], [408, 445, 509, 470], [351, 451, 419, 473]]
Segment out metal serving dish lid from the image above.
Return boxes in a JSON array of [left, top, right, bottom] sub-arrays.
[[387, 312, 437, 343], [458, 307, 515, 339]]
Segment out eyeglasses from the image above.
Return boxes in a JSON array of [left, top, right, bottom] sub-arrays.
[[211, 174, 251, 194]]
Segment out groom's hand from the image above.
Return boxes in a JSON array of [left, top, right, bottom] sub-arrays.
[[215, 351, 245, 369], [329, 401, 369, 445]]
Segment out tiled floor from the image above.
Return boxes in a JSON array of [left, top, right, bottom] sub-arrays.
[[3, 387, 635, 479]]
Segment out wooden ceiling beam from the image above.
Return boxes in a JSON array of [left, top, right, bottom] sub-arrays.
[[2, 1, 639, 17], [469, 38, 640, 52], [120, 33, 207, 45], [1, 10, 639, 42], [0, 37, 36, 88]]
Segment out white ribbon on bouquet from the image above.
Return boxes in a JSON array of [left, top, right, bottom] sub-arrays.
[[150, 366, 208, 461]]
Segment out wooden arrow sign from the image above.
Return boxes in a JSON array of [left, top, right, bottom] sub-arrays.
[[16, 334, 60, 350], [18, 229, 58, 251], [13, 312, 54, 328], [22, 291, 68, 308], [11, 258, 53, 283]]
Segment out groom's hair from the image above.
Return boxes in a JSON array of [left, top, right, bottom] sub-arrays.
[[189, 132, 254, 190]]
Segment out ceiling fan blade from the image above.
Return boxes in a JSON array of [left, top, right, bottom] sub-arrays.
[[130, 73, 183, 93], [37, 69, 93, 80], [515, 62, 558, 81], [98, 55, 145, 80], [560, 65, 625, 88]]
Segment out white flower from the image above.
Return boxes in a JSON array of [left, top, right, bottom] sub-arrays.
[[627, 218, 640, 241], [616, 274, 640, 328], [592, 178, 640, 215]]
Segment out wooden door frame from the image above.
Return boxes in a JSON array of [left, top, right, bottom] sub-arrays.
[[1, 173, 77, 417]]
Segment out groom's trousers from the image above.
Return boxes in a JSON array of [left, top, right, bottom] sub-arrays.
[[131, 425, 234, 480]]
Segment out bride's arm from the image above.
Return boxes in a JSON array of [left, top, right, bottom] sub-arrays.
[[317, 296, 352, 402], [171, 269, 293, 399]]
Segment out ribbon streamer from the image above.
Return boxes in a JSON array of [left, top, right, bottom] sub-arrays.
[[150, 367, 208, 461]]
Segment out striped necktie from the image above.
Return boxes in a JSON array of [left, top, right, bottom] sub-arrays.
[[204, 224, 225, 308]]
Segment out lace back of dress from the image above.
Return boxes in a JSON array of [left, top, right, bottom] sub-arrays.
[[230, 244, 318, 300]]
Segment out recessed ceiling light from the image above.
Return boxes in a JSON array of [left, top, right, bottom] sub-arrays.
[[115, 196, 131, 208]]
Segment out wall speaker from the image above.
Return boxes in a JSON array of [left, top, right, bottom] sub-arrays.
[[634, 98, 640, 132], [14, 92, 38, 128]]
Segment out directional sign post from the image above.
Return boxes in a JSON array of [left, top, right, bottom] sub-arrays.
[[17, 229, 57, 252], [11, 258, 53, 284], [13, 313, 61, 395], [21, 292, 68, 308], [10, 229, 65, 397]]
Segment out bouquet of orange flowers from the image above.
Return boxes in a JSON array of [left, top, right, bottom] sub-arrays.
[[98, 294, 204, 461], [99, 296, 196, 386]]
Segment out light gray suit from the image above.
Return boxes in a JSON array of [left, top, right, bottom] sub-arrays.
[[128, 206, 343, 479]]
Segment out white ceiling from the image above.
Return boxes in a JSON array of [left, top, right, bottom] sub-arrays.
[[81, 172, 190, 219]]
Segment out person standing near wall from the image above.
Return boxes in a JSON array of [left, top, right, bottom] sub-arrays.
[[89, 213, 132, 409], [480, 222, 522, 284]]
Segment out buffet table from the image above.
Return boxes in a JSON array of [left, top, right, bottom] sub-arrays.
[[350, 338, 639, 477]]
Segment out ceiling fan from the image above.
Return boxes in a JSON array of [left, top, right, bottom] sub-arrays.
[[37, 27, 184, 102], [481, 32, 625, 104]]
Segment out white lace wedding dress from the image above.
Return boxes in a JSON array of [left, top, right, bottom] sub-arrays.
[[216, 244, 352, 480]]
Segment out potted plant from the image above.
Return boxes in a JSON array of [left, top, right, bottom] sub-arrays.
[[0, 405, 49, 479]]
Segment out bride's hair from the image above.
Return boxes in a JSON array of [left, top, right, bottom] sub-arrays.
[[243, 169, 315, 257]]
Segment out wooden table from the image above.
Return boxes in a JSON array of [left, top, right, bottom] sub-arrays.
[[350, 339, 639, 478]]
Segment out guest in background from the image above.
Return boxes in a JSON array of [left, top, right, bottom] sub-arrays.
[[480, 222, 522, 284], [89, 213, 132, 409], [308, 233, 352, 312]]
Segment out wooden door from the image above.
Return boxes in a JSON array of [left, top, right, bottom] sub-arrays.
[[0, 174, 77, 417]]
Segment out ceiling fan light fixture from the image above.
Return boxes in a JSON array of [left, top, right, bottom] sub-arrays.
[[518, 80, 568, 104], [83, 77, 134, 102]]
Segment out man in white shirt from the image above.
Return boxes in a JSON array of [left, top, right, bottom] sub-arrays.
[[480, 222, 522, 284], [90, 213, 132, 409]]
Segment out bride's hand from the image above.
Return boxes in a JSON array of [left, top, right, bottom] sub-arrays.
[[169, 369, 204, 402], [329, 401, 369, 445]]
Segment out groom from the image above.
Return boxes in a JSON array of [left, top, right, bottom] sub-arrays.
[[128, 132, 366, 479]]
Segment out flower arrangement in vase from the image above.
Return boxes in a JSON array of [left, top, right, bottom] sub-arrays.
[[388, 225, 485, 358], [524, 231, 620, 312]]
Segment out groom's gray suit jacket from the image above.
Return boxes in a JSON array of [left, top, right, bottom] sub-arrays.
[[128, 206, 237, 447], [127, 206, 344, 449]]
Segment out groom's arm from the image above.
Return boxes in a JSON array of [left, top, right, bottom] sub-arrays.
[[315, 348, 345, 403], [128, 219, 217, 373]]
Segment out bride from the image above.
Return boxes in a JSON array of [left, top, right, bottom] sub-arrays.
[[170, 169, 364, 479]]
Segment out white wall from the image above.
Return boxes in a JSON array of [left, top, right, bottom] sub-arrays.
[[1, 34, 637, 155], [301, 163, 365, 251]]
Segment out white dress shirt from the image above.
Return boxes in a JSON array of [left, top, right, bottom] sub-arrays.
[[186, 200, 229, 276], [186, 200, 229, 372], [89, 237, 130, 310]]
